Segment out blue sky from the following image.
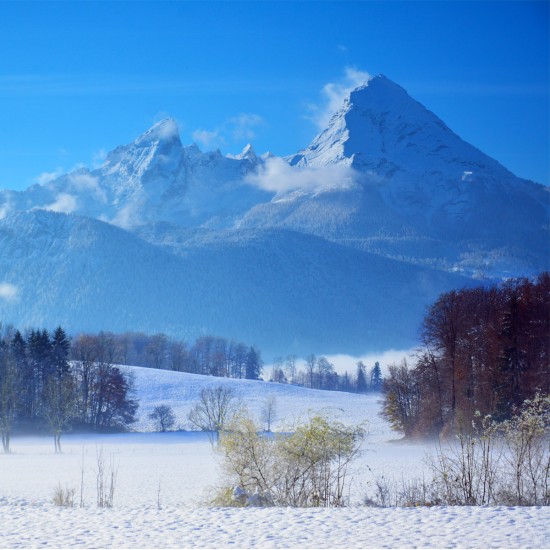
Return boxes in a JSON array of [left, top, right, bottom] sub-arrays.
[[1, 0, 548, 190]]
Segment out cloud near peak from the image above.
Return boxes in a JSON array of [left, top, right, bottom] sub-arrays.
[[37, 192, 79, 214], [245, 157, 358, 194], [35, 169, 64, 186], [192, 113, 264, 150], [192, 128, 223, 149], [311, 67, 372, 129]]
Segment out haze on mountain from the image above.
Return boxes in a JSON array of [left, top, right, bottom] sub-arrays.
[[0, 74, 548, 356]]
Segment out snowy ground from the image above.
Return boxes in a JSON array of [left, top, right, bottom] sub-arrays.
[[1, 367, 548, 548], [2, 503, 548, 549]]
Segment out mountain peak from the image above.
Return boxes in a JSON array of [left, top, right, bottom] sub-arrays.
[[346, 74, 417, 117], [350, 73, 403, 97], [292, 73, 511, 180], [237, 144, 257, 161], [135, 118, 181, 147]]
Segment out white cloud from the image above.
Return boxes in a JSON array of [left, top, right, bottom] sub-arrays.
[[68, 173, 106, 202], [322, 349, 417, 376], [40, 192, 79, 214], [156, 118, 180, 140], [311, 67, 372, 129], [228, 113, 264, 141], [35, 169, 64, 185], [245, 157, 358, 194], [110, 203, 143, 229], [0, 200, 11, 220], [192, 113, 264, 151], [92, 148, 107, 168], [0, 282, 18, 302], [192, 128, 223, 149]]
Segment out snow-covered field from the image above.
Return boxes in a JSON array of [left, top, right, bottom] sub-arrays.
[[1, 366, 548, 548]]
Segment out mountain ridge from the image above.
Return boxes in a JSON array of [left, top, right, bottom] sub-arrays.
[[0, 208, 474, 355], [0, 74, 548, 354]]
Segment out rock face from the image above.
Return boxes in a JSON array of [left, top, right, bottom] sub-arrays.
[[0, 75, 548, 355]]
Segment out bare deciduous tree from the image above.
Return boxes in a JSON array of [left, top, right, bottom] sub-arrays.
[[383, 273, 550, 437], [261, 396, 277, 432], [381, 360, 420, 438], [187, 386, 240, 445], [42, 375, 77, 453]]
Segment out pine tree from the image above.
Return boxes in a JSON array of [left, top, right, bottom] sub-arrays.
[[0, 341, 19, 452], [51, 326, 70, 379], [245, 346, 262, 380], [356, 361, 367, 393], [11, 331, 31, 420], [26, 329, 53, 419], [370, 362, 382, 391]]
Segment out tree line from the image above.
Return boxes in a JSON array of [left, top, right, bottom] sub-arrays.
[[69, 332, 263, 381], [67, 331, 382, 393], [0, 326, 138, 452], [268, 354, 383, 393], [382, 273, 550, 437], [74, 330, 380, 394]]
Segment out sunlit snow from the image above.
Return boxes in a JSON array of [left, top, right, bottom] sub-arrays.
[[0, 367, 548, 548]]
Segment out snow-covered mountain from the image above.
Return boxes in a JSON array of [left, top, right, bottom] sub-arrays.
[[0, 74, 548, 355], [1, 118, 272, 230], [242, 75, 549, 278]]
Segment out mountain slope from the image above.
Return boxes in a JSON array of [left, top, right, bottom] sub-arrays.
[[0, 209, 470, 355]]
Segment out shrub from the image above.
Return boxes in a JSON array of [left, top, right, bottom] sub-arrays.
[[365, 395, 550, 507], [217, 413, 365, 507], [96, 447, 117, 508], [363, 475, 442, 507], [52, 484, 75, 507], [499, 394, 550, 505], [428, 413, 500, 505]]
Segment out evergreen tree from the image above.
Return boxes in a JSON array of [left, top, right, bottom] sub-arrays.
[[340, 371, 353, 393], [11, 331, 32, 420], [26, 329, 53, 419], [51, 326, 71, 379], [245, 346, 263, 380], [356, 361, 368, 393], [370, 362, 382, 391], [10, 331, 26, 365]]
